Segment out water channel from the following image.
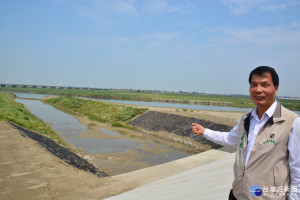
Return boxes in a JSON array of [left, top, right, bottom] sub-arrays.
[[93, 98, 300, 115], [86, 97, 253, 112], [14, 92, 300, 115], [13, 92, 300, 175], [14, 93, 196, 175]]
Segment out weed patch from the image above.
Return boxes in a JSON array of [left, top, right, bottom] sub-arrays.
[[46, 96, 148, 129], [0, 92, 68, 148]]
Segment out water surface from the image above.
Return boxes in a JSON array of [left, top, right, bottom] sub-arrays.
[[87, 98, 253, 112], [15, 98, 192, 166]]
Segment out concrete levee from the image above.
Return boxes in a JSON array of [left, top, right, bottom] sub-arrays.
[[106, 150, 235, 200]]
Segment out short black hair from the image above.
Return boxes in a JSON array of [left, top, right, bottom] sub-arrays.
[[249, 66, 279, 87]]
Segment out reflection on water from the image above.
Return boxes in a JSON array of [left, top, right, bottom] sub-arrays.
[[71, 137, 141, 154], [13, 92, 58, 99], [15, 98, 191, 165], [99, 128, 123, 137], [87, 97, 253, 112]]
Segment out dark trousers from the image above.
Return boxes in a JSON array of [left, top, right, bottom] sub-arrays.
[[229, 189, 237, 200]]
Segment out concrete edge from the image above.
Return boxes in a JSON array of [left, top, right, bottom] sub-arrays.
[[111, 149, 232, 187]]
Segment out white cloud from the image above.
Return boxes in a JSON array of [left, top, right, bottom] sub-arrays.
[[260, 1, 300, 12], [55, 0, 138, 23], [153, 32, 177, 40], [221, 0, 300, 14], [111, 0, 138, 15], [282, 53, 300, 58], [146, 42, 163, 49], [177, 22, 201, 28], [142, 0, 186, 15], [221, 0, 266, 14], [55, 0, 194, 22], [260, 4, 288, 12], [210, 26, 300, 47], [291, 22, 300, 28]]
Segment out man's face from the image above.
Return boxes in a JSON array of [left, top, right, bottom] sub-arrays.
[[249, 72, 278, 109]]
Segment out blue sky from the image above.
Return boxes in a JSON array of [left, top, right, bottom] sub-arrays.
[[1, 0, 300, 97]]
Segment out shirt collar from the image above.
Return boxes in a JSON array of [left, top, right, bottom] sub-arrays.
[[251, 100, 277, 120]]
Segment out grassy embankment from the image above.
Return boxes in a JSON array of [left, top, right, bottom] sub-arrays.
[[2, 87, 300, 111], [45, 96, 148, 129], [0, 92, 69, 148]]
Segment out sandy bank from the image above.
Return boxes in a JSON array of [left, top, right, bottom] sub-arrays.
[[0, 121, 144, 200]]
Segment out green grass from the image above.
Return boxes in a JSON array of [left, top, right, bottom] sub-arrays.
[[2, 87, 300, 111], [278, 98, 300, 111], [87, 123, 96, 128], [0, 92, 69, 148], [45, 96, 148, 129]]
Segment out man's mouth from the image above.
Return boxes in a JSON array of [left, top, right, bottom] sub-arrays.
[[255, 96, 265, 100]]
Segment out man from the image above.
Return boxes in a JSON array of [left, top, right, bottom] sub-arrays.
[[192, 66, 300, 200]]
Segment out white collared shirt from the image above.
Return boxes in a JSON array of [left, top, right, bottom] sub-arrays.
[[245, 101, 278, 165], [204, 101, 300, 199]]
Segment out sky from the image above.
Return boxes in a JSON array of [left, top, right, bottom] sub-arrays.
[[1, 0, 300, 97]]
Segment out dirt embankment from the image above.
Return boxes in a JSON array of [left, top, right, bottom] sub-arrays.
[[0, 121, 129, 200], [9, 122, 108, 178], [130, 111, 233, 149]]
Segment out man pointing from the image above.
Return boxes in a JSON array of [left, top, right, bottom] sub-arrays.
[[192, 66, 300, 200]]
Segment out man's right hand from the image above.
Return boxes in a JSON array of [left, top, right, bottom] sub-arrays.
[[192, 123, 206, 136]]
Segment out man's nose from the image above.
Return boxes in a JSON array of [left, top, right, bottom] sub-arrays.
[[255, 85, 263, 93]]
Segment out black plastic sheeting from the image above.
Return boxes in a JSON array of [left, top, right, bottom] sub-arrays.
[[130, 111, 233, 149], [9, 122, 108, 178]]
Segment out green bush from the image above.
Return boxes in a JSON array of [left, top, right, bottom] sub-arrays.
[[115, 107, 138, 121]]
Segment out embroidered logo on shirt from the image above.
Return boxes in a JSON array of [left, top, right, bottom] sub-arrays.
[[270, 133, 275, 138], [263, 139, 277, 146]]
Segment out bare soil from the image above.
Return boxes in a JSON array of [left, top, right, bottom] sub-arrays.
[[0, 121, 138, 200], [139, 105, 244, 127]]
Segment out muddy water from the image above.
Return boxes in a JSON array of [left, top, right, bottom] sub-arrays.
[[15, 95, 195, 175]]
